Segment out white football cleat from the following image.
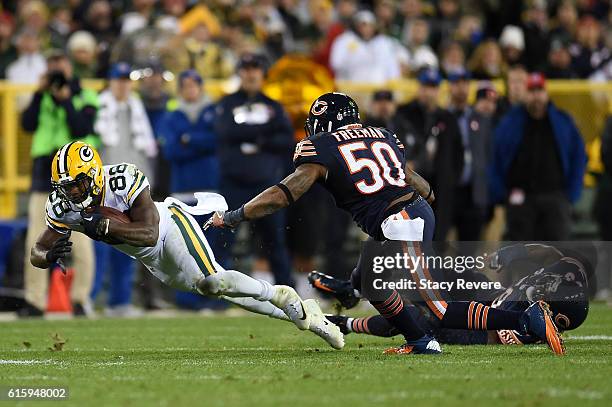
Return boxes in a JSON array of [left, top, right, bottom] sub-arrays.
[[271, 285, 310, 330], [303, 299, 345, 350]]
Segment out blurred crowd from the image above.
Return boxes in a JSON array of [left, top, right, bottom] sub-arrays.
[[1, 0, 612, 317], [1, 0, 611, 84]]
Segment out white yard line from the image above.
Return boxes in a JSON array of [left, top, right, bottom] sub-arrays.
[[0, 359, 56, 365], [568, 335, 612, 341]]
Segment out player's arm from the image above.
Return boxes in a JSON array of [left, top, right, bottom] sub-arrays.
[[488, 244, 563, 271], [405, 164, 435, 204], [107, 188, 160, 247], [30, 227, 72, 269], [80, 187, 159, 247], [212, 163, 326, 228]]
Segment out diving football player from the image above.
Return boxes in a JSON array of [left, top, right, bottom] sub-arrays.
[[30, 141, 344, 349]]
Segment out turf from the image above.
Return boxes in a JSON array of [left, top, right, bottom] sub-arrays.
[[1, 303, 611, 407]]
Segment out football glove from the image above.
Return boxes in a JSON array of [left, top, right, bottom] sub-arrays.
[[45, 234, 73, 264], [80, 210, 110, 241]]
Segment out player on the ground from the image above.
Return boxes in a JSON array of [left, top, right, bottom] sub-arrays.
[[312, 243, 590, 346], [211, 92, 565, 355], [30, 141, 344, 350]]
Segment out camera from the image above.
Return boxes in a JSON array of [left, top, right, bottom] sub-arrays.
[[47, 70, 68, 89]]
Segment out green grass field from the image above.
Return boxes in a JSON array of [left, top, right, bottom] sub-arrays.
[[1, 303, 611, 407]]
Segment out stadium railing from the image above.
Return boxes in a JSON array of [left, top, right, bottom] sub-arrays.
[[1, 79, 610, 219]]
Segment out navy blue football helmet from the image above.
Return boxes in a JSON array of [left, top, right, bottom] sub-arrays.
[[305, 92, 360, 137]]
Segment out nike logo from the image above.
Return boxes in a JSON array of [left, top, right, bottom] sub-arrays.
[[299, 302, 307, 320]]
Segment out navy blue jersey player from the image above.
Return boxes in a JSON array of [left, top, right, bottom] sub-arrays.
[[211, 92, 565, 355]]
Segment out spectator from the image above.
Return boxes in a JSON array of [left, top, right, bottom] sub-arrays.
[[95, 62, 157, 179], [364, 89, 397, 129], [550, 0, 578, 41], [159, 69, 224, 310], [473, 81, 500, 118], [392, 69, 463, 240], [6, 29, 46, 87], [454, 14, 484, 56], [499, 25, 525, 66], [375, 0, 403, 39], [307, 0, 336, 68], [399, 0, 425, 46], [214, 53, 294, 286], [497, 64, 528, 117], [48, 6, 72, 50], [589, 26, 612, 82], [569, 16, 609, 78], [156, 0, 188, 34], [311, 0, 356, 70], [19, 0, 49, 40], [166, 20, 234, 80], [405, 18, 438, 74], [545, 36, 578, 79], [481, 0, 523, 38], [139, 64, 173, 161], [19, 51, 99, 317], [447, 69, 494, 241], [136, 62, 174, 311], [120, 0, 157, 36], [160, 70, 217, 199], [330, 10, 401, 83], [431, 0, 461, 50], [490, 73, 587, 240], [79, 0, 117, 79], [439, 40, 466, 78], [67, 31, 99, 79], [0, 11, 17, 79], [468, 39, 506, 80], [521, 0, 551, 72], [93, 62, 157, 317]]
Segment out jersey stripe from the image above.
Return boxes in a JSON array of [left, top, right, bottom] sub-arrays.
[[45, 214, 70, 234], [169, 206, 216, 276], [127, 171, 145, 202]]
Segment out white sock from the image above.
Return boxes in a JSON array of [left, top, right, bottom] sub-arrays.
[[207, 270, 276, 301], [346, 318, 354, 332], [220, 296, 289, 321], [255, 279, 275, 302]]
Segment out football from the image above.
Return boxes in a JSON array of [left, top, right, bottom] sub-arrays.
[[95, 206, 130, 223]]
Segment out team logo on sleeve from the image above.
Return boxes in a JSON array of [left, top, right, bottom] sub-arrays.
[[311, 100, 328, 116], [79, 145, 94, 162], [293, 139, 317, 161]]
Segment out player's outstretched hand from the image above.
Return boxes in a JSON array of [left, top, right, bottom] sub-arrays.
[[207, 211, 225, 229], [45, 234, 73, 264]]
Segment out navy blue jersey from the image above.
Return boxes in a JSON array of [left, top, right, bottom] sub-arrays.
[[293, 125, 415, 240]]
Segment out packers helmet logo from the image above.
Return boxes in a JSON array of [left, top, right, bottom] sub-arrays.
[[555, 313, 570, 329], [79, 145, 94, 162], [311, 100, 328, 116]]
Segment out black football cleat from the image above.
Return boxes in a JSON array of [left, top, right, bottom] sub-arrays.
[[324, 314, 351, 335], [308, 271, 360, 309]]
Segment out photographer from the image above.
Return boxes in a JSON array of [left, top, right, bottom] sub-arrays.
[[19, 50, 100, 317]]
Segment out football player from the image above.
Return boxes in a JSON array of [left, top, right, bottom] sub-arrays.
[[211, 92, 565, 355], [311, 243, 591, 346], [30, 141, 344, 350]]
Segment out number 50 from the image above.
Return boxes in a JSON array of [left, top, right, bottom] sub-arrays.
[[339, 141, 406, 194]]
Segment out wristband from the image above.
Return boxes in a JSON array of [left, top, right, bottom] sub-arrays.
[[275, 183, 295, 205], [425, 186, 433, 201], [223, 205, 246, 228]]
